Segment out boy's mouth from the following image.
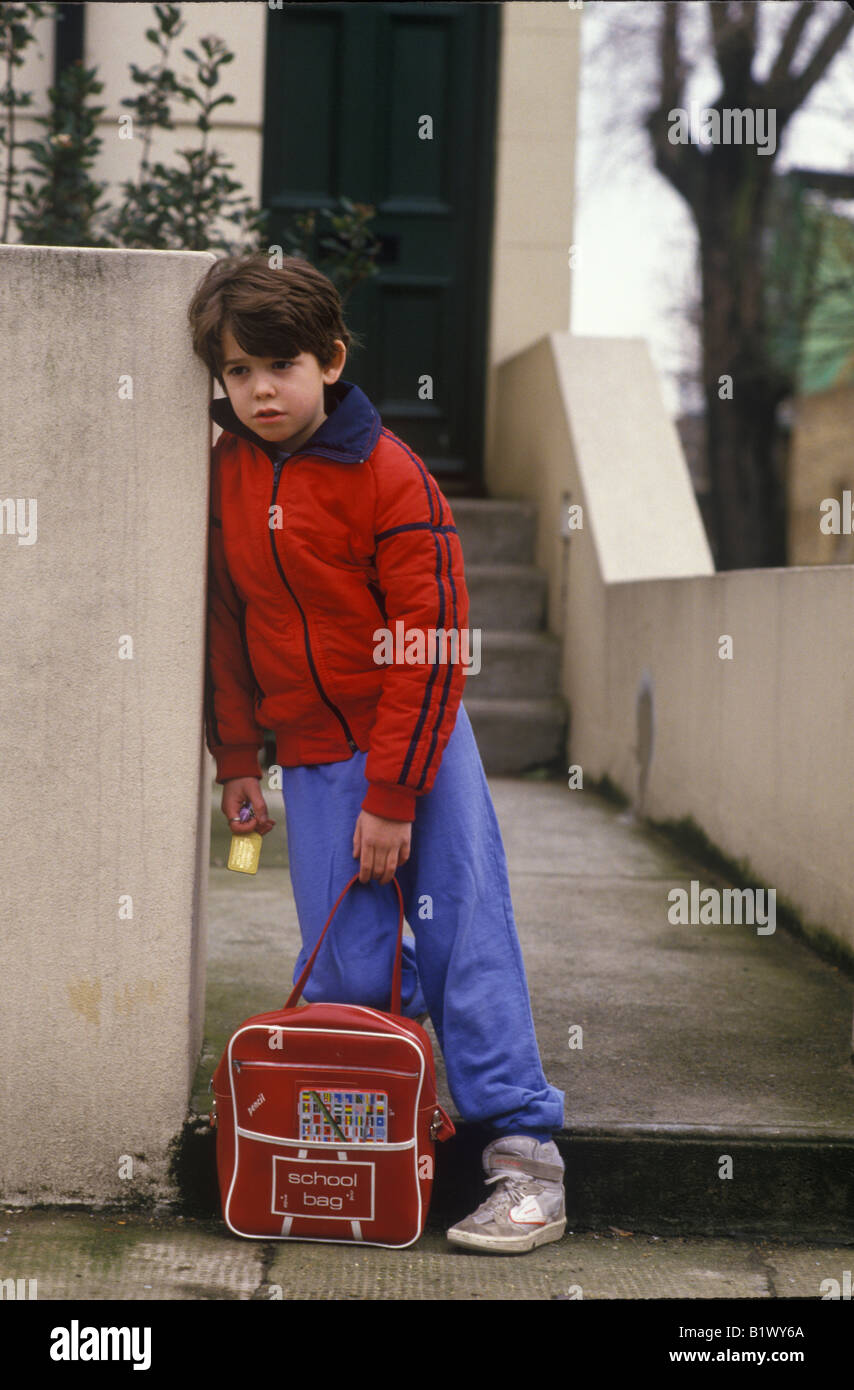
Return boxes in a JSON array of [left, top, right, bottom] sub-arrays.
[[254, 409, 284, 420]]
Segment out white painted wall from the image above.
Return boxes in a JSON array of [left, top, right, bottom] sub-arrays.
[[84, 2, 266, 218], [485, 3, 580, 463]]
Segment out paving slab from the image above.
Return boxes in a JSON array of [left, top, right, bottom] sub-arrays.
[[263, 1231, 772, 1302], [0, 1211, 263, 1301], [2, 1210, 851, 1302]]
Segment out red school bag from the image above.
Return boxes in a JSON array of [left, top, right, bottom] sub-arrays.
[[211, 873, 455, 1248]]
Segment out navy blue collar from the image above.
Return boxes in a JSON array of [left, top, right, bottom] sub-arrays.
[[209, 379, 381, 464]]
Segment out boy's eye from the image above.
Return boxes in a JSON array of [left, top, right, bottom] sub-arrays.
[[226, 361, 292, 376]]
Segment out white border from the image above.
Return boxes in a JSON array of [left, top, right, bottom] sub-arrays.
[[237, 1126, 416, 1152], [271, 1155, 376, 1221]]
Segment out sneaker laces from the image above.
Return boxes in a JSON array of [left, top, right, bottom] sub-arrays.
[[474, 1170, 537, 1218]]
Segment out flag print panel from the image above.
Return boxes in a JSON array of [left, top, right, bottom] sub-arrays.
[[299, 1089, 388, 1143]]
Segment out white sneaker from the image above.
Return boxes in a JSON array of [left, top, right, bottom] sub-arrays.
[[446, 1136, 566, 1254]]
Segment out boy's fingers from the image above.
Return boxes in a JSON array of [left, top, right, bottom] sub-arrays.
[[378, 847, 399, 886], [226, 799, 275, 835], [354, 821, 410, 883], [251, 805, 276, 835], [359, 841, 376, 884]]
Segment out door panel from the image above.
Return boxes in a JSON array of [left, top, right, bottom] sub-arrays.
[[262, 2, 498, 487]]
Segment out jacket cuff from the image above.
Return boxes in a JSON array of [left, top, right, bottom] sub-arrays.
[[213, 744, 264, 784], [361, 781, 417, 822]]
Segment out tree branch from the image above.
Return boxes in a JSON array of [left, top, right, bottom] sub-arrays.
[[645, 1, 704, 210], [768, 1, 815, 87], [773, 8, 854, 122], [708, 1, 757, 102]]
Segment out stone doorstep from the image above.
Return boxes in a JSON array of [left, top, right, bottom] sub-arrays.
[[172, 1112, 854, 1243], [464, 696, 567, 774], [550, 1129, 854, 1245], [466, 563, 547, 631], [469, 629, 563, 698], [451, 497, 539, 567]]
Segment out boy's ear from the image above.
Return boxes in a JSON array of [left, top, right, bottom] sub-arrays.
[[323, 339, 348, 383]]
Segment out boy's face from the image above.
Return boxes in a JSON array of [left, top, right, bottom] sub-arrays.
[[219, 327, 347, 452]]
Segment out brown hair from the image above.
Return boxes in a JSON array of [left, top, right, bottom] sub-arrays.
[[187, 251, 360, 386]]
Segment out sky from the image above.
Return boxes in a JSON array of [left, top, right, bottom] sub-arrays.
[[570, 0, 854, 416]]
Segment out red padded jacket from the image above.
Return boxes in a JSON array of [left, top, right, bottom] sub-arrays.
[[204, 379, 469, 822]]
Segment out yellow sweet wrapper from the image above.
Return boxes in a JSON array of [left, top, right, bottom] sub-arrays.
[[227, 831, 263, 874]]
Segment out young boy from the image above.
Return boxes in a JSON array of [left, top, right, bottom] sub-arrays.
[[189, 251, 565, 1253]]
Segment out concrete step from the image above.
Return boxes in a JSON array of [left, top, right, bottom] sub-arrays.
[[454, 499, 568, 775], [466, 563, 547, 631], [464, 696, 567, 774], [469, 630, 562, 699], [451, 497, 538, 567], [433, 1123, 854, 1244]]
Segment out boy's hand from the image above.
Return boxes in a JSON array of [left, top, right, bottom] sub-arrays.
[[222, 777, 276, 836], [353, 810, 411, 886]]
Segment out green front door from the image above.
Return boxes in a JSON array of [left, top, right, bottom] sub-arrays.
[[262, 2, 499, 490]]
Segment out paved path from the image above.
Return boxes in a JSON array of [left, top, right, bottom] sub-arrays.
[[202, 773, 854, 1135], [3, 772, 851, 1308], [2, 1209, 850, 1301]]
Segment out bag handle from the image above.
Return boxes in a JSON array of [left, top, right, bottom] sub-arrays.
[[284, 873, 405, 1015]]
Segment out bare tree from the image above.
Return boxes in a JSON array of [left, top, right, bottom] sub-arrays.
[[646, 1, 854, 568]]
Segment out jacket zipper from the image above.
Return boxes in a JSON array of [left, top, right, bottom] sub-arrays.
[[269, 454, 358, 752]]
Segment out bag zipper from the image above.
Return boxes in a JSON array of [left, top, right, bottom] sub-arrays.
[[232, 1060, 419, 1080]]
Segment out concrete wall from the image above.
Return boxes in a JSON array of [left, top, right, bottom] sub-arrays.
[[0, 246, 214, 1204], [491, 333, 854, 964], [603, 566, 854, 960]]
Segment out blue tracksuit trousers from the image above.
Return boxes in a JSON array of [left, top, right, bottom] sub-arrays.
[[279, 703, 565, 1138]]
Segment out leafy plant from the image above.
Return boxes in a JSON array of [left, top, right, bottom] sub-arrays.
[[13, 59, 111, 245], [282, 195, 382, 300], [0, 0, 51, 241], [1, 0, 381, 292], [105, 6, 268, 252]]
